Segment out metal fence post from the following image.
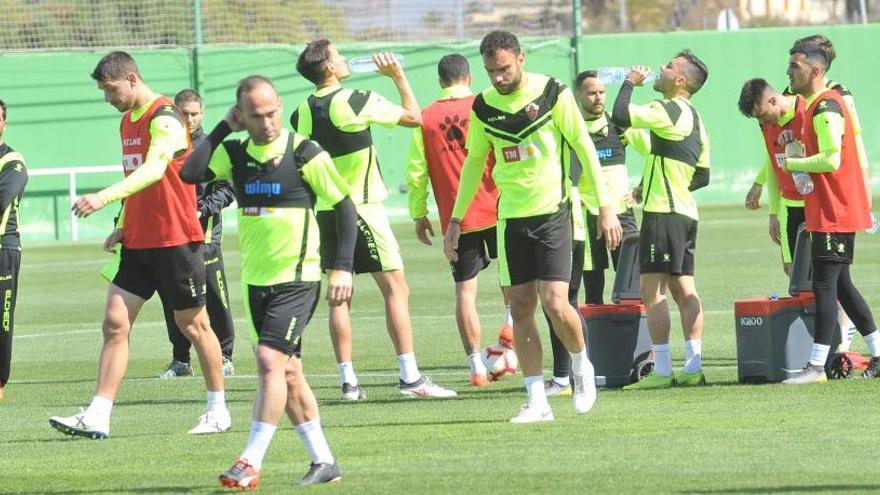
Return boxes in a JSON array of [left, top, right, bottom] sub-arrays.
[[191, 0, 204, 94], [571, 0, 582, 80]]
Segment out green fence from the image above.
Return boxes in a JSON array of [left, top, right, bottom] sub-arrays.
[[1, 25, 877, 241]]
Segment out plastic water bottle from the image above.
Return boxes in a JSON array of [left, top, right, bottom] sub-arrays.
[[597, 66, 656, 85], [792, 172, 814, 195], [347, 54, 405, 74], [866, 213, 880, 234]]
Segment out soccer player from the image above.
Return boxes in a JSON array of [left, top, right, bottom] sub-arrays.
[[779, 42, 880, 383], [180, 75, 350, 488], [155, 89, 237, 378], [443, 30, 622, 423], [612, 50, 711, 390], [737, 79, 808, 276], [544, 70, 648, 396], [293, 40, 456, 400], [0, 98, 28, 401], [50, 51, 230, 438], [406, 53, 513, 387]]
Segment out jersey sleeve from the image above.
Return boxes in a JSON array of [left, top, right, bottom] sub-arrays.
[[207, 143, 234, 182], [628, 100, 673, 131], [621, 127, 650, 157], [354, 90, 404, 128], [97, 115, 188, 204], [450, 111, 491, 220], [300, 143, 351, 206], [0, 154, 27, 211], [406, 127, 430, 220], [787, 98, 844, 173], [696, 111, 710, 170], [553, 87, 610, 208], [764, 155, 780, 215]]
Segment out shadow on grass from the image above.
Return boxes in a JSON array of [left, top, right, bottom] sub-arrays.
[[15, 488, 197, 494], [682, 485, 880, 494], [332, 417, 503, 429]]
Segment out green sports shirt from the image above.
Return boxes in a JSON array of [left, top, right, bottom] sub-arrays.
[[629, 97, 710, 221], [291, 84, 403, 210], [206, 128, 350, 285], [451, 73, 609, 221]]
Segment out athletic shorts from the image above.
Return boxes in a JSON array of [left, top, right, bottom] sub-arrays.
[[584, 208, 639, 272], [451, 227, 497, 283], [317, 202, 403, 274], [498, 206, 572, 287], [779, 201, 806, 264], [243, 281, 320, 356], [113, 243, 206, 310], [811, 232, 855, 264], [639, 211, 698, 276]]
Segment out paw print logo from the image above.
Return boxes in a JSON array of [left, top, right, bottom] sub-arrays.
[[439, 114, 468, 148]]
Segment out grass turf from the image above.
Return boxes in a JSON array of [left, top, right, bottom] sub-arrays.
[[2, 203, 880, 494]]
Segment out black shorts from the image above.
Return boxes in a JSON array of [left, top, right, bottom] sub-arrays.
[[451, 227, 497, 282], [113, 243, 206, 310], [244, 281, 320, 356], [780, 204, 806, 264], [498, 206, 572, 286], [316, 203, 403, 274], [639, 212, 698, 276], [585, 208, 639, 271], [811, 232, 855, 264]]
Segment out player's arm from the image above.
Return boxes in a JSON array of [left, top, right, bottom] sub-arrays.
[[299, 140, 356, 304], [198, 181, 235, 219], [688, 118, 710, 192], [445, 111, 491, 262], [784, 100, 844, 173], [97, 114, 188, 205], [406, 127, 435, 245], [0, 154, 28, 212], [180, 111, 238, 184], [374, 53, 421, 127]]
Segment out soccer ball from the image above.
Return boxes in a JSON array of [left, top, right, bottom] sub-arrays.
[[481, 344, 518, 381]]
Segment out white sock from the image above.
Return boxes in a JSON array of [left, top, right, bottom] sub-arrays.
[[240, 421, 278, 470], [338, 362, 358, 387], [397, 352, 421, 384], [552, 375, 570, 387], [653, 343, 672, 376], [524, 375, 548, 407], [838, 309, 857, 351], [809, 343, 831, 366], [86, 395, 113, 419], [863, 330, 880, 358], [207, 390, 226, 412], [569, 349, 594, 377], [683, 339, 702, 373], [468, 352, 486, 375], [502, 305, 513, 326], [295, 417, 335, 465]]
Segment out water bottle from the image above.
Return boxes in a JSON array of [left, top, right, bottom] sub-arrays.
[[347, 53, 405, 74], [866, 213, 880, 234], [597, 66, 656, 85], [792, 172, 814, 195]]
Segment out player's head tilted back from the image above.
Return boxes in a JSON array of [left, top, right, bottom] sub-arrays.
[[479, 30, 524, 95], [737, 78, 785, 125], [174, 89, 204, 133], [787, 41, 828, 97], [297, 39, 350, 87], [437, 54, 471, 88], [653, 49, 708, 98], [90, 51, 144, 113], [0, 98, 6, 140], [574, 70, 605, 118], [235, 75, 283, 146]]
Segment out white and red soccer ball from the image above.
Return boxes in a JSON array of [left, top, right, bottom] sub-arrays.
[[481, 344, 518, 381]]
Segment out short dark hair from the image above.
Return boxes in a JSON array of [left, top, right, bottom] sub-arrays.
[[437, 54, 470, 85], [91, 51, 141, 82], [236, 75, 276, 104], [737, 78, 771, 118], [297, 39, 332, 85], [174, 89, 202, 108], [676, 49, 708, 95], [574, 70, 599, 89], [479, 30, 521, 56], [0, 99, 6, 121], [794, 34, 835, 67], [789, 41, 829, 72]]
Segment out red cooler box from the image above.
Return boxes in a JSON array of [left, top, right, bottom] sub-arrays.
[[734, 292, 839, 383], [581, 301, 653, 387]]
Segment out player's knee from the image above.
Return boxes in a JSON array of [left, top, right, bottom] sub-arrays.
[[101, 317, 130, 340]]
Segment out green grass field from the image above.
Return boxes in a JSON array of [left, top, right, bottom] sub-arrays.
[[3, 203, 880, 494]]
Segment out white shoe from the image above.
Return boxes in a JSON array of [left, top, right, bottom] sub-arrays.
[[544, 378, 572, 396], [188, 408, 231, 434], [572, 372, 597, 415], [509, 403, 554, 424], [49, 408, 109, 439], [399, 377, 457, 398]]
